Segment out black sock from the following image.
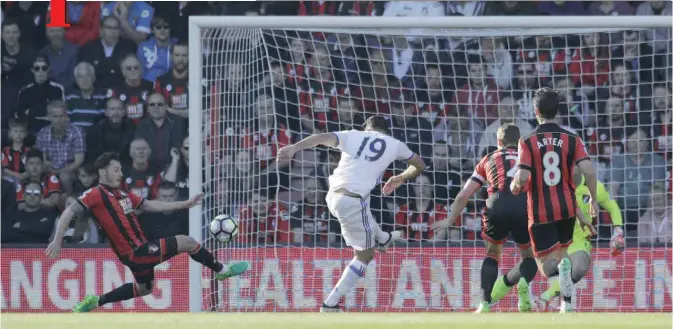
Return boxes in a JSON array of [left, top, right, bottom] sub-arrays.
[[481, 257, 499, 303], [98, 283, 136, 306], [190, 245, 224, 272], [520, 258, 538, 283], [542, 259, 559, 278]]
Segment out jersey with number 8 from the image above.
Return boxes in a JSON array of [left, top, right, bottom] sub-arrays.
[[329, 130, 415, 197], [518, 123, 590, 225]]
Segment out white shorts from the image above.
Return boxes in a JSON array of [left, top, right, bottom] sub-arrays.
[[326, 191, 382, 251]]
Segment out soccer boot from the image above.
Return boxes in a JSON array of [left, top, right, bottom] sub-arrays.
[[557, 258, 573, 301], [490, 276, 513, 304], [559, 301, 573, 313], [534, 294, 554, 312], [320, 303, 342, 313], [377, 231, 403, 252], [215, 262, 249, 280], [474, 301, 490, 313], [73, 295, 100, 313], [516, 278, 532, 312]]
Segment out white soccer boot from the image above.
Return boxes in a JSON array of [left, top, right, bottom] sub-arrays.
[[377, 230, 404, 252]]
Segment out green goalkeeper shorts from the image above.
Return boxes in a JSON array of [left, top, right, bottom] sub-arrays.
[[567, 237, 592, 255]]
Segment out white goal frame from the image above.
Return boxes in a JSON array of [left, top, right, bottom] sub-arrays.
[[187, 15, 672, 313]]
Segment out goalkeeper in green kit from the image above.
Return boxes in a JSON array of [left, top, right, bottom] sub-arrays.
[[532, 165, 624, 311]]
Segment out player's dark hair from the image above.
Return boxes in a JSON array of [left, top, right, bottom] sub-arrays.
[[364, 115, 390, 135], [94, 152, 121, 172], [533, 87, 560, 120], [8, 118, 27, 130], [158, 181, 177, 190], [25, 149, 43, 162], [497, 123, 520, 147]]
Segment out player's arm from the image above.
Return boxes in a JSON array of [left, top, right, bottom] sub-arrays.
[[382, 152, 426, 195], [597, 181, 623, 228], [50, 201, 86, 245], [432, 179, 481, 232], [139, 193, 204, 213], [510, 139, 531, 195], [276, 132, 338, 164], [574, 137, 598, 215]]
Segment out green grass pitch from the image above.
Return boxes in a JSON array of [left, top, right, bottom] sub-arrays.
[[2, 313, 671, 329]]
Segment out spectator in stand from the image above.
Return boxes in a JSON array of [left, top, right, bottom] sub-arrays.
[[512, 35, 567, 84], [2, 119, 30, 184], [426, 141, 462, 207], [101, 1, 154, 45], [134, 93, 183, 169], [474, 37, 513, 90], [512, 62, 542, 124], [137, 16, 176, 83], [328, 97, 365, 132], [265, 61, 300, 132], [554, 76, 590, 130], [609, 128, 668, 232], [155, 43, 189, 119], [452, 54, 499, 131], [416, 63, 452, 137], [2, 19, 37, 125], [536, 1, 587, 15], [34, 101, 85, 195], [612, 30, 664, 84], [587, 1, 635, 45], [138, 182, 188, 240], [289, 177, 338, 244], [327, 32, 367, 85], [281, 33, 309, 88], [41, 27, 79, 89], [64, 1, 101, 46], [15, 55, 65, 133], [568, 32, 610, 93], [586, 97, 633, 166], [298, 43, 341, 134], [485, 1, 537, 16], [388, 92, 433, 162], [16, 149, 61, 210], [10, 180, 60, 243], [314, 148, 340, 192], [3, 2, 47, 49], [638, 184, 672, 245], [477, 96, 534, 158], [79, 16, 136, 90], [651, 84, 672, 158], [636, 1, 672, 54], [66, 62, 107, 129], [86, 98, 135, 163], [597, 61, 652, 126], [111, 54, 155, 123], [360, 49, 399, 115], [238, 190, 289, 245], [162, 136, 190, 200], [121, 138, 162, 200], [151, 2, 212, 43], [443, 115, 477, 173], [377, 33, 423, 87], [395, 174, 459, 242], [227, 149, 257, 206]]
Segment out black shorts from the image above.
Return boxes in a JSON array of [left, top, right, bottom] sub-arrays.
[[121, 236, 179, 283], [482, 193, 530, 247], [528, 218, 575, 257]]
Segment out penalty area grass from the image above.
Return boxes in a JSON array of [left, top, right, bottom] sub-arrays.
[[2, 312, 670, 329]]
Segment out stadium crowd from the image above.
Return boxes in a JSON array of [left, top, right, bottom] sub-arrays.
[[0, 1, 671, 248]]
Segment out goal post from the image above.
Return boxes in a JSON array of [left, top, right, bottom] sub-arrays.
[[188, 15, 672, 313]]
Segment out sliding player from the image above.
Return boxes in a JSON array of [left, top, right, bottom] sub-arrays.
[[510, 87, 597, 313], [536, 165, 624, 310], [432, 123, 537, 313], [276, 115, 425, 312], [45, 152, 249, 312]]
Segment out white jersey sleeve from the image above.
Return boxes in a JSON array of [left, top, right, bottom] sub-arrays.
[[328, 130, 413, 197]]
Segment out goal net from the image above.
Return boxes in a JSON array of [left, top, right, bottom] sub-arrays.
[[192, 16, 673, 313]]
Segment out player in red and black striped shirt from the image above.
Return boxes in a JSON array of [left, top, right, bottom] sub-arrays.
[[46, 152, 249, 312], [433, 124, 537, 313], [510, 87, 597, 313]]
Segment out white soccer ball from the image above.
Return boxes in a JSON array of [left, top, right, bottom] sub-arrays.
[[209, 214, 239, 243]]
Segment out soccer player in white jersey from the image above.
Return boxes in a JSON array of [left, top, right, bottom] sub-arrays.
[[277, 116, 426, 312]]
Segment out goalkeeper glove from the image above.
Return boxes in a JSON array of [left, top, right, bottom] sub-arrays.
[[610, 226, 625, 256]]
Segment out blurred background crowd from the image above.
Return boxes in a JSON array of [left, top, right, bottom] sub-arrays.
[[0, 1, 671, 249]]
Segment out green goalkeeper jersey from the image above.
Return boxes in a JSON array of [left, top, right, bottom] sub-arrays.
[[574, 176, 623, 240]]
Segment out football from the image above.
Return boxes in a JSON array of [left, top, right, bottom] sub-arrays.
[[209, 214, 239, 243]]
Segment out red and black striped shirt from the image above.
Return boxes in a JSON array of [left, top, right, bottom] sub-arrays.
[[518, 123, 589, 224], [77, 185, 147, 257], [470, 146, 518, 196], [1, 146, 30, 173]]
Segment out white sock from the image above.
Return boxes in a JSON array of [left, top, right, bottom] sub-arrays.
[[324, 259, 367, 307]]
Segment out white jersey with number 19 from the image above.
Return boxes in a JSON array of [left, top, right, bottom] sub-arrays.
[[328, 130, 414, 197]]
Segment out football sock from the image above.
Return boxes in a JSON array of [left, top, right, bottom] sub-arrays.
[[480, 257, 499, 303], [542, 259, 559, 278], [189, 244, 224, 273], [98, 283, 136, 306], [490, 276, 511, 304], [324, 258, 367, 307], [519, 258, 538, 283]]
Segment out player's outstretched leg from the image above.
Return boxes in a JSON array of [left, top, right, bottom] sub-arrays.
[[321, 249, 373, 313], [475, 243, 502, 313], [177, 235, 249, 279], [491, 247, 537, 312], [74, 281, 153, 312], [539, 248, 591, 311]]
